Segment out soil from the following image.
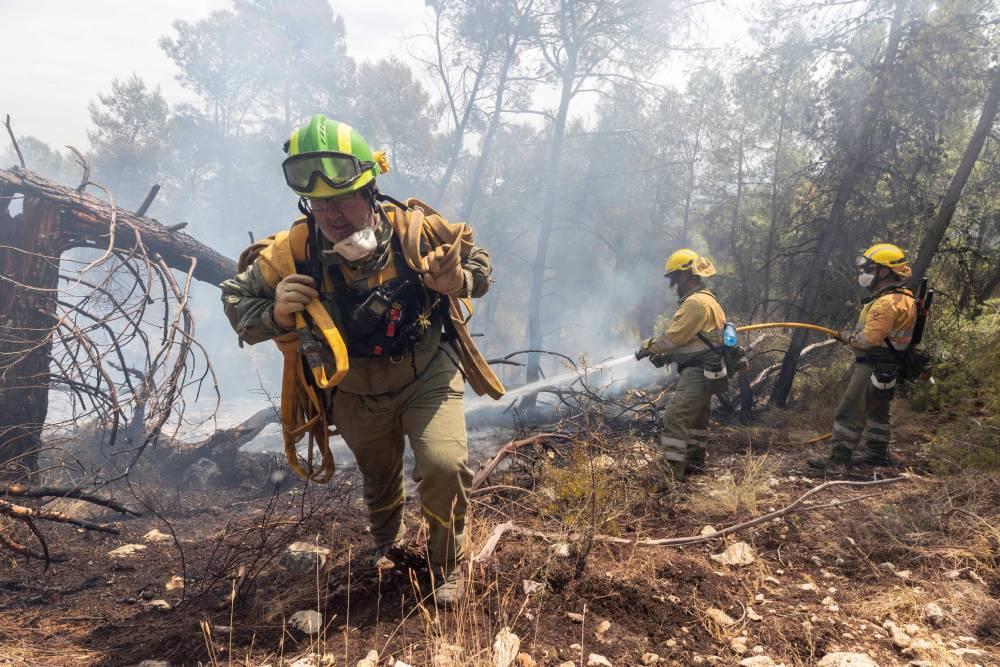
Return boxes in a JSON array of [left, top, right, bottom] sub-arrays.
[[2, 408, 1000, 667]]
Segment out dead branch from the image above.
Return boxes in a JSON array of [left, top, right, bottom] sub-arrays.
[[472, 475, 912, 561], [3, 115, 25, 168], [135, 184, 160, 216], [471, 433, 574, 491], [750, 338, 838, 390], [64, 146, 90, 192], [3, 483, 139, 515], [0, 498, 121, 533]]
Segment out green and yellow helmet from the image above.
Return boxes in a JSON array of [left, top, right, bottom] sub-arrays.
[[282, 115, 389, 198]]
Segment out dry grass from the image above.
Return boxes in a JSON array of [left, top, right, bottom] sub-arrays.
[[686, 454, 775, 517]]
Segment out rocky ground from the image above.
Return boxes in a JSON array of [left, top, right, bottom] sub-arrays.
[[1, 403, 999, 667]]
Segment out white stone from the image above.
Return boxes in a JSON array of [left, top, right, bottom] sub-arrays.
[[289, 610, 323, 635], [883, 620, 911, 649], [740, 658, 781, 667], [567, 612, 585, 623], [895, 569, 912, 580], [798, 582, 819, 593], [108, 543, 147, 558], [730, 638, 748, 655], [146, 599, 171, 611], [747, 607, 763, 622], [922, 602, 945, 627], [552, 542, 572, 558], [357, 650, 379, 667], [587, 654, 612, 667], [143, 529, 172, 543], [701, 525, 717, 536], [705, 608, 736, 627], [711, 542, 755, 567], [522, 579, 545, 595], [164, 575, 185, 592], [641, 653, 659, 665], [492, 628, 520, 667], [816, 653, 880, 667], [594, 619, 611, 635], [282, 542, 331, 575]]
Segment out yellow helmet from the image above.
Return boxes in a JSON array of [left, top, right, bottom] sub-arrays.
[[664, 248, 716, 278], [857, 243, 911, 279]]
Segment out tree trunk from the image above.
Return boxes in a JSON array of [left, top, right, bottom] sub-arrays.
[[523, 57, 576, 405], [763, 94, 787, 320], [461, 31, 520, 222], [910, 67, 1000, 285], [0, 196, 62, 481], [435, 50, 490, 204], [0, 166, 239, 476], [770, 0, 907, 407]]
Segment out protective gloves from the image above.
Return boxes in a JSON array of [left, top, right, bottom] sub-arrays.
[[274, 274, 318, 330], [422, 244, 467, 295]]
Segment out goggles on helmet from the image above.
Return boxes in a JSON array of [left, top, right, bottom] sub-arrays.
[[855, 255, 877, 272], [281, 151, 375, 193]]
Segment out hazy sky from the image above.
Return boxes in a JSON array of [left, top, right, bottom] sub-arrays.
[[1, 0, 433, 149], [1, 0, 749, 152]]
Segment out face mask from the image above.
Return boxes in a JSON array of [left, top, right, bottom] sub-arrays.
[[858, 271, 875, 288], [329, 227, 378, 262]]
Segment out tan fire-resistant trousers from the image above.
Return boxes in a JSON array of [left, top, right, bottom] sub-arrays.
[[829, 363, 894, 460], [331, 350, 472, 574], [659, 366, 712, 479]]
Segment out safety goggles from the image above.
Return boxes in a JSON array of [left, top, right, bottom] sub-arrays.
[[855, 255, 877, 272], [281, 151, 375, 192]]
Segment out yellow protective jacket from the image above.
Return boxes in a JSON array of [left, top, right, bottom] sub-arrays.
[[230, 198, 504, 482], [851, 284, 917, 353], [648, 286, 726, 364]]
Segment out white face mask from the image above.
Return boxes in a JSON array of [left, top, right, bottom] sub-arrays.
[[858, 271, 875, 288], [330, 227, 378, 262]]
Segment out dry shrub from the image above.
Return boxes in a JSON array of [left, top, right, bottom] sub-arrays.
[[685, 454, 774, 517]]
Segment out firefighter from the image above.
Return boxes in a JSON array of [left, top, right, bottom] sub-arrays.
[[809, 243, 917, 474], [637, 249, 728, 481], [221, 115, 503, 606]]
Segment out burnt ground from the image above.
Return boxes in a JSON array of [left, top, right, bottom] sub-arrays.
[[2, 405, 1000, 667]]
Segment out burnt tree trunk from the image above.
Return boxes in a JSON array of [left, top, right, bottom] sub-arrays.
[[0, 196, 62, 480], [0, 166, 238, 478]]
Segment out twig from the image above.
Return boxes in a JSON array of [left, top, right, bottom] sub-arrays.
[[135, 184, 160, 216], [4, 483, 140, 515], [3, 115, 25, 168], [471, 433, 574, 491], [473, 475, 912, 560], [65, 146, 90, 192]]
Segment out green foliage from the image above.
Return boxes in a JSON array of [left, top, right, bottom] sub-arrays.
[[537, 444, 626, 535], [910, 302, 1000, 471]]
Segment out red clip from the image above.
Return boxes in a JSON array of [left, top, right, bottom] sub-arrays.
[[373, 345, 383, 356], [386, 322, 397, 337]]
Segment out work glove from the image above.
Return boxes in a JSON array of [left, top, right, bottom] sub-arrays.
[[273, 274, 318, 330], [422, 244, 466, 295], [635, 337, 655, 361], [837, 327, 855, 345], [649, 353, 671, 368]]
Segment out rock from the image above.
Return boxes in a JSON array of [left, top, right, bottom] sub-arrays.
[[901, 638, 936, 655], [904, 623, 920, 637], [183, 457, 223, 490], [594, 620, 611, 635], [357, 650, 379, 667], [492, 628, 520, 667], [552, 542, 572, 558], [710, 542, 755, 567], [593, 454, 616, 470], [747, 607, 763, 622], [740, 658, 780, 667], [135, 662, 171, 667], [164, 575, 185, 592], [730, 637, 748, 655], [567, 612, 585, 623], [108, 544, 147, 558], [922, 602, 945, 627], [143, 529, 172, 543], [798, 583, 819, 593], [288, 610, 323, 635], [522, 579, 545, 595], [146, 599, 172, 611], [764, 576, 781, 585], [570, 644, 583, 652], [558, 662, 576, 667], [587, 654, 612, 667], [705, 608, 736, 627], [816, 652, 880, 667], [515, 653, 536, 667], [641, 653, 659, 665], [883, 620, 911, 649], [701, 525, 717, 536], [895, 569, 912, 580], [282, 542, 331, 575], [394, 662, 413, 667], [876, 562, 896, 574]]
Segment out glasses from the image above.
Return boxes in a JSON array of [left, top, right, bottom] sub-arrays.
[[308, 192, 367, 213], [282, 151, 374, 192]]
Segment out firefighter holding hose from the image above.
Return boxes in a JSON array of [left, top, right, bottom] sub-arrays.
[[636, 249, 730, 481], [808, 243, 922, 474], [221, 115, 504, 606]]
